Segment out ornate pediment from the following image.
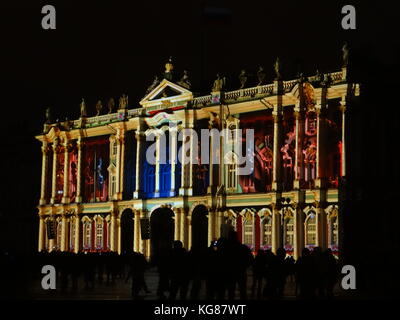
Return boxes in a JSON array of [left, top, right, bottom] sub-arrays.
[[140, 79, 193, 109]]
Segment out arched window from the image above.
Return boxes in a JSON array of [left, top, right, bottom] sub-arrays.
[[328, 209, 339, 255], [83, 218, 92, 250], [69, 217, 75, 251], [261, 215, 272, 250], [242, 210, 254, 250], [226, 211, 237, 231], [284, 217, 294, 254], [95, 217, 104, 250], [305, 211, 317, 249], [159, 129, 172, 197]]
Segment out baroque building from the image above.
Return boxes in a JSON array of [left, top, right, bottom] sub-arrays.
[[35, 58, 359, 261]]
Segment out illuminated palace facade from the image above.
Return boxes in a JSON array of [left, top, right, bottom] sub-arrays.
[[36, 60, 359, 260]]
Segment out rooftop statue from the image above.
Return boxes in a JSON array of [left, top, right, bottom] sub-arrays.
[[107, 98, 115, 114], [164, 56, 174, 81], [212, 73, 226, 92], [256, 66, 266, 86], [45, 107, 51, 124], [342, 42, 349, 67], [146, 76, 160, 95], [95, 100, 102, 116], [315, 69, 324, 83], [119, 94, 128, 109], [238, 69, 248, 89], [274, 57, 282, 80], [80, 98, 87, 117], [178, 70, 191, 89]]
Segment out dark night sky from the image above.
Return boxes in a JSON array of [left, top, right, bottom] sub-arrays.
[[0, 0, 399, 253]]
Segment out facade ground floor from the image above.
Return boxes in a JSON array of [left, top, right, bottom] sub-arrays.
[[37, 188, 341, 260]]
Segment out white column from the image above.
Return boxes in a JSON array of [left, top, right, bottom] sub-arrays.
[[154, 133, 161, 197], [215, 211, 224, 240], [315, 108, 322, 182], [340, 99, 346, 177], [207, 125, 216, 194], [315, 94, 327, 189], [50, 141, 58, 204], [187, 215, 192, 250], [139, 210, 146, 255], [293, 204, 303, 260], [38, 215, 45, 251], [179, 125, 194, 196], [76, 137, 83, 203], [110, 211, 118, 252], [272, 112, 282, 191], [61, 215, 68, 251], [40, 142, 48, 205], [294, 109, 304, 189], [62, 139, 70, 204], [134, 210, 141, 252], [180, 209, 187, 248], [170, 127, 178, 196], [271, 204, 281, 254], [174, 208, 181, 241], [117, 217, 122, 254], [134, 131, 144, 199], [115, 133, 122, 199], [119, 130, 125, 200], [74, 215, 80, 253], [207, 210, 215, 245]]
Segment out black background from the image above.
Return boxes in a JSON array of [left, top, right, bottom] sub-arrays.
[[0, 0, 399, 299]]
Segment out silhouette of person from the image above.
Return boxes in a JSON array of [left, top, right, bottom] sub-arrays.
[[252, 249, 266, 298], [168, 240, 190, 300], [295, 248, 316, 299], [126, 251, 150, 299]]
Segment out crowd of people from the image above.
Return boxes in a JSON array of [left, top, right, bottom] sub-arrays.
[[25, 231, 340, 300]]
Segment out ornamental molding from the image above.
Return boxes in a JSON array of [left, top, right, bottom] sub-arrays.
[[140, 78, 193, 109]]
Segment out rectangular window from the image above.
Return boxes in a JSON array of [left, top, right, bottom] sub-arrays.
[[96, 222, 103, 249], [244, 221, 253, 247]]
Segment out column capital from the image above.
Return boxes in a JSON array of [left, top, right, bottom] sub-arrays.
[[62, 137, 70, 147], [41, 144, 49, 155], [116, 127, 126, 141], [135, 130, 145, 139]]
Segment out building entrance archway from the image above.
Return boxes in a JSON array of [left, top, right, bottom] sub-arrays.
[[150, 207, 175, 260], [121, 209, 134, 254], [191, 205, 209, 249]]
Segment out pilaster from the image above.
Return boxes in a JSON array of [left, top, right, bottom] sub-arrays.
[[74, 214, 80, 253], [62, 138, 70, 204], [61, 214, 68, 251], [50, 139, 59, 204], [110, 210, 118, 252], [38, 215, 45, 251], [40, 141, 49, 205], [133, 209, 141, 252], [76, 137, 83, 203], [133, 131, 144, 199], [293, 108, 305, 189], [316, 201, 327, 249], [272, 111, 283, 191], [340, 97, 346, 177], [271, 203, 281, 254], [170, 125, 178, 196]]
